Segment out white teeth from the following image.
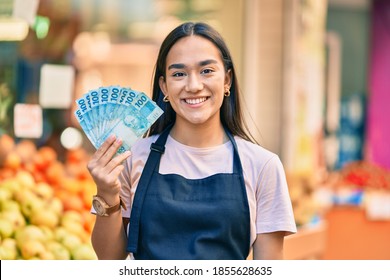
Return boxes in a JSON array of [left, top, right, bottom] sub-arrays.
[[185, 97, 207, 104]]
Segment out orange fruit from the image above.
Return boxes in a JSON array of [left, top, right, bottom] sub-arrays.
[[0, 167, 15, 180], [3, 151, 22, 170], [0, 134, 15, 166], [15, 139, 37, 164], [60, 177, 80, 195], [45, 161, 65, 186], [38, 146, 57, 165], [66, 148, 88, 164], [62, 194, 85, 212]]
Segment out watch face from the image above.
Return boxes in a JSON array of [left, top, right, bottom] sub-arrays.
[[92, 199, 106, 216]]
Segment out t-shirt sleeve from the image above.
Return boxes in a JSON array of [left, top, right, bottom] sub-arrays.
[[255, 156, 297, 235]]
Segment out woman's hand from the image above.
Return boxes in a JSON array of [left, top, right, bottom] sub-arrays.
[[87, 135, 131, 199]]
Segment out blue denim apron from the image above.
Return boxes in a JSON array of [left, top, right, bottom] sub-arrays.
[[127, 125, 250, 259]]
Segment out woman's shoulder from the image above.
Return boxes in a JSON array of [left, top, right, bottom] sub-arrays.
[[234, 136, 284, 173], [234, 137, 278, 161], [130, 134, 159, 155]]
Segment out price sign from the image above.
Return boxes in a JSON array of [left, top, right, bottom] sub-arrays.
[[12, 0, 39, 26], [39, 64, 75, 109], [14, 103, 43, 138]]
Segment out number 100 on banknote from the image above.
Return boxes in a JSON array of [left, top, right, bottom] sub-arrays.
[[74, 85, 164, 154]]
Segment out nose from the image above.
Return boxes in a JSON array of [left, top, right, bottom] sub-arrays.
[[185, 74, 203, 93]]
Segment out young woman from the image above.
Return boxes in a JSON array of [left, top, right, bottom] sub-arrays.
[[87, 22, 297, 260]]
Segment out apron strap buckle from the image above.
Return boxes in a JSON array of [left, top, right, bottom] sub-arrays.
[[151, 143, 165, 154]]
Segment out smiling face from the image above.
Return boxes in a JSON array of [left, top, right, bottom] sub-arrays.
[[159, 35, 231, 129]]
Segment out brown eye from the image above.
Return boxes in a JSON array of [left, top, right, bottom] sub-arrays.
[[172, 72, 186, 77], [201, 69, 213, 74]]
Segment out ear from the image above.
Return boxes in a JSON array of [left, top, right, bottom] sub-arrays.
[[224, 69, 232, 90], [159, 76, 168, 96]]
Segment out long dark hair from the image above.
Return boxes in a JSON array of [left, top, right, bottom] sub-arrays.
[[148, 22, 255, 143]]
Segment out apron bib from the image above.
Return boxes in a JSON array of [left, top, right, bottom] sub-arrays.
[[127, 125, 250, 259]]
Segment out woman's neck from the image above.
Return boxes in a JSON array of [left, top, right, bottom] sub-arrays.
[[170, 121, 228, 148]]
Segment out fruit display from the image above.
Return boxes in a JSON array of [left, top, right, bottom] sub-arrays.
[[337, 161, 390, 190], [0, 134, 97, 260]]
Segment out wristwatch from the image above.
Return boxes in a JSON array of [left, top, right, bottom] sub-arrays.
[[92, 195, 126, 217]]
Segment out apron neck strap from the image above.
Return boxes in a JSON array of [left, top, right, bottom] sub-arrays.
[[151, 123, 173, 153]]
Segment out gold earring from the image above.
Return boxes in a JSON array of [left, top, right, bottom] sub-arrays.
[[163, 95, 169, 102], [224, 89, 230, 97]]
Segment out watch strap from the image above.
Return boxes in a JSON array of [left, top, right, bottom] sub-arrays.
[[105, 196, 127, 215]]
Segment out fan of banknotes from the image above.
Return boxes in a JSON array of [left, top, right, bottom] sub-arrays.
[[74, 85, 164, 154]]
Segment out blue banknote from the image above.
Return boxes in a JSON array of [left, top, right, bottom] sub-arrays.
[[74, 85, 164, 153]]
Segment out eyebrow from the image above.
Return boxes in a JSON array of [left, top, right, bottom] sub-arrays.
[[167, 59, 219, 70]]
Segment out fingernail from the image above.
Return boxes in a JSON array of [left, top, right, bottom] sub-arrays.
[[115, 137, 122, 144], [109, 134, 116, 141]]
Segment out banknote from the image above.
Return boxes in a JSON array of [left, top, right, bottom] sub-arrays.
[[74, 85, 164, 153]]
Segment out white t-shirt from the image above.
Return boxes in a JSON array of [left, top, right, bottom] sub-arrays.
[[119, 134, 297, 247]]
